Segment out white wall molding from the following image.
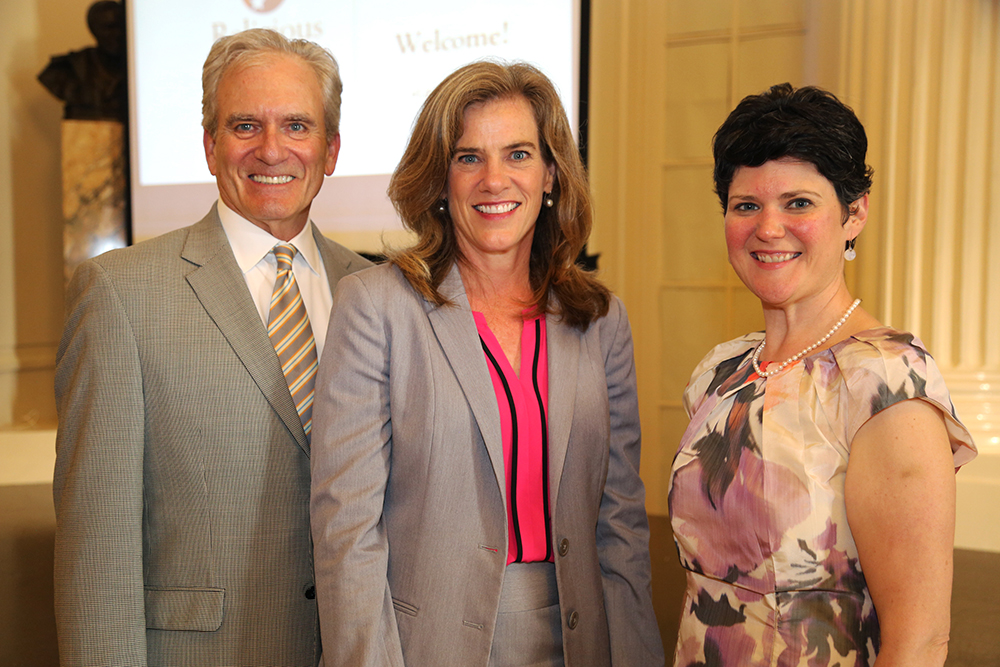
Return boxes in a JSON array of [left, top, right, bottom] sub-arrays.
[[0, 343, 58, 374], [945, 370, 1000, 452], [955, 448, 1000, 552], [0, 429, 56, 486]]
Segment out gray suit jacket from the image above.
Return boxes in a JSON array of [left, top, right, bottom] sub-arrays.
[[310, 263, 664, 667], [53, 207, 371, 667]]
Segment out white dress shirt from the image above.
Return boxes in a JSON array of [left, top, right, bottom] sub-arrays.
[[216, 199, 334, 360]]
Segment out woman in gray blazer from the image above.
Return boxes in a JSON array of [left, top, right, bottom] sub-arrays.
[[310, 61, 664, 667]]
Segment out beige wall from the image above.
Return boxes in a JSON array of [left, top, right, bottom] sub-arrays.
[[586, 0, 1000, 550], [1, 0, 92, 430], [0, 3, 87, 660], [588, 0, 815, 516], [1, 0, 998, 551]]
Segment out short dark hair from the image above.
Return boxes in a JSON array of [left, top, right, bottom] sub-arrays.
[[712, 83, 874, 213]]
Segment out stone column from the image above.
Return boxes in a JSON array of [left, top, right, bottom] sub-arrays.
[[819, 0, 1000, 549], [61, 119, 127, 284]]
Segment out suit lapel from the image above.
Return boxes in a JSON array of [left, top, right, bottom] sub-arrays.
[[182, 208, 310, 455], [426, 264, 506, 502], [545, 314, 580, 507], [312, 223, 364, 291]]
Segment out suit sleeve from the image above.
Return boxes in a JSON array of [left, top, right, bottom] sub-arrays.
[[53, 259, 148, 666], [310, 273, 405, 667], [595, 298, 666, 665]]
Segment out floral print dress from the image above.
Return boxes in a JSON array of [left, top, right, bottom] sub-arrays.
[[668, 327, 976, 667]]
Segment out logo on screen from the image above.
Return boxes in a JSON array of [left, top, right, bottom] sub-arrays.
[[243, 0, 284, 12]]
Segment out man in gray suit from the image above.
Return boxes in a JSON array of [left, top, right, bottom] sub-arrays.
[[53, 29, 370, 666]]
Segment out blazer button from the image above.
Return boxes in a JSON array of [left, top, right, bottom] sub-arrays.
[[304, 584, 316, 600], [558, 538, 569, 557], [567, 610, 579, 629]]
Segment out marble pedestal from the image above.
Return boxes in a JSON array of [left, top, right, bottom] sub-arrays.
[[61, 119, 127, 283]]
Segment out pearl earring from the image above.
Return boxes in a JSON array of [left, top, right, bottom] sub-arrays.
[[844, 238, 857, 261], [544, 192, 554, 208], [438, 199, 447, 213]]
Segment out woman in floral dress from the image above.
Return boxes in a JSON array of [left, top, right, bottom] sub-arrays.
[[668, 83, 977, 667]]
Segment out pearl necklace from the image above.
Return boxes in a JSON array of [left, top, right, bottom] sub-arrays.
[[751, 298, 861, 378]]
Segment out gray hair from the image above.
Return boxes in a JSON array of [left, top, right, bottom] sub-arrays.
[[202, 28, 342, 139]]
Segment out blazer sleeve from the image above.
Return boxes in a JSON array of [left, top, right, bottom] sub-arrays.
[[310, 272, 405, 667], [53, 259, 148, 666], [594, 298, 666, 665]]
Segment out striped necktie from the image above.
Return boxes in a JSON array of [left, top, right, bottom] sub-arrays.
[[268, 244, 318, 441]]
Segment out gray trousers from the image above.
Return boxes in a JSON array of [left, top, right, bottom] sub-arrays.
[[489, 562, 565, 667]]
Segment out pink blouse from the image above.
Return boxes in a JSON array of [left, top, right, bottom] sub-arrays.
[[474, 312, 552, 564]]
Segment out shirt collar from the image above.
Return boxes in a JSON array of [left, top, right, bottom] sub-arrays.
[[217, 198, 323, 277]]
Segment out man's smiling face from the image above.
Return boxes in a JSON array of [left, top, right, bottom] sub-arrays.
[[204, 52, 339, 239]]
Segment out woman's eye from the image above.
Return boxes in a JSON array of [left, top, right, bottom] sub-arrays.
[[789, 198, 812, 209], [511, 150, 528, 160], [732, 202, 758, 212], [457, 154, 478, 164]]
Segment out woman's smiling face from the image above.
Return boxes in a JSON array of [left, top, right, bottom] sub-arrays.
[[446, 95, 555, 269], [724, 157, 867, 309]]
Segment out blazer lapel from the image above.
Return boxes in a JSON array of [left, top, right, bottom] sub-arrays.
[[182, 207, 310, 455], [545, 314, 580, 507], [426, 264, 506, 502]]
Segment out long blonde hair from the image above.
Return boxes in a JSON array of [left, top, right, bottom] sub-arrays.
[[387, 60, 609, 330]]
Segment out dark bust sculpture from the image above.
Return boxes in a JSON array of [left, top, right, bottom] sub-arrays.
[[38, 0, 127, 122]]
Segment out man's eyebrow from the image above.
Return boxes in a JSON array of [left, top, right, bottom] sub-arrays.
[[221, 113, 319, 127], [223, 113, 256, 126], [283, 114, 318, 125]]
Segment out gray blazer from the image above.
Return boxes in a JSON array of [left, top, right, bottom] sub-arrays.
[[53, 206, 370, 667], [310, 263, 664, 667]]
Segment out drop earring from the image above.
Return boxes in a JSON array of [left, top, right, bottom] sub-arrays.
[[544, 192, 554, 208], [844, 238, 857, 261]]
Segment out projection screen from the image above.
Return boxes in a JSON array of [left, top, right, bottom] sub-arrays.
[[127, 0, 584, 252]]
